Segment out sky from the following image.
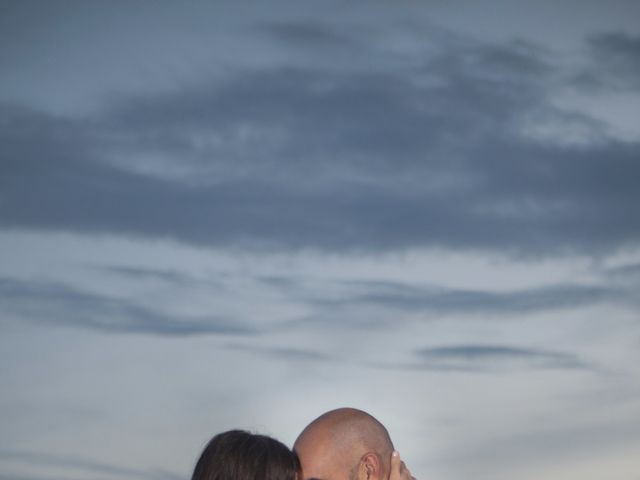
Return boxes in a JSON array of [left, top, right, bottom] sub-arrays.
[[1, 1, 640, 479]]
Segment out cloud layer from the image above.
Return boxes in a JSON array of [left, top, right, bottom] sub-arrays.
[[2, 24, 639, 256]]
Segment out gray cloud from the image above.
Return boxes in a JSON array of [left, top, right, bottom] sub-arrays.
[[604, 262, 640, 279], [273, 278, 622, 321], [382, 344, 591, 372], [584, 32, 640, 90], [226, 343, 331, 363], [0, 276, 253, 336], [264, 20, 352, 48], [341, 280, 620, 314], [420, 344, 582, 363], [1, 26, 639, 256], [100, 266, 194, 284], [98, 265, 228, 291]]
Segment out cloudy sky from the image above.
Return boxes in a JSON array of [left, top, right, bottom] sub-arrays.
[[1, 1, 640, 479]]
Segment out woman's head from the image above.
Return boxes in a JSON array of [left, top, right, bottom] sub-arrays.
[[192, 430, 299, 480]]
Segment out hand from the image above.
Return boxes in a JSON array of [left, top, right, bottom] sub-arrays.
[[389, 451, 415, 480]]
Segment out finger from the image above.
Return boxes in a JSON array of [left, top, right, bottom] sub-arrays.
[[391, 451, 401, 473]]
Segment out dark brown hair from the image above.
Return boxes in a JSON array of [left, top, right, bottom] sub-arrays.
[[192, 430, 299, 480]]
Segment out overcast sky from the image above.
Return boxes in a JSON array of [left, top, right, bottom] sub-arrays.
[[1, 1, 640, 480]]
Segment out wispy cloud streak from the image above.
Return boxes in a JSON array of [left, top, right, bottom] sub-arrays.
[[373, 344, 591, 372], [0, 450, 181, 480], [0, 277, 253, 336]]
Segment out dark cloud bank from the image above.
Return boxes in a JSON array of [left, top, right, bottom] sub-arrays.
[[2, 24, 640, 257]]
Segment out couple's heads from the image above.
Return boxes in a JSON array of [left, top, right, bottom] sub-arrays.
[[294, 408, 394, 480], [192, 408, 393, 480]]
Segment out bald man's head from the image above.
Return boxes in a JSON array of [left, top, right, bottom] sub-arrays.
[[294, 408, 394, 480]]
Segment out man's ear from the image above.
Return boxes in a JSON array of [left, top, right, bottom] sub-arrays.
[[359, 453, 382, 480]]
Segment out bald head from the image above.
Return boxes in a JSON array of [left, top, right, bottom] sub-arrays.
[[294, 408, 394, 480]]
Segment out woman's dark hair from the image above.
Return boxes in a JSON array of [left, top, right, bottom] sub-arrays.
[[191, 430, 299, 480]]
